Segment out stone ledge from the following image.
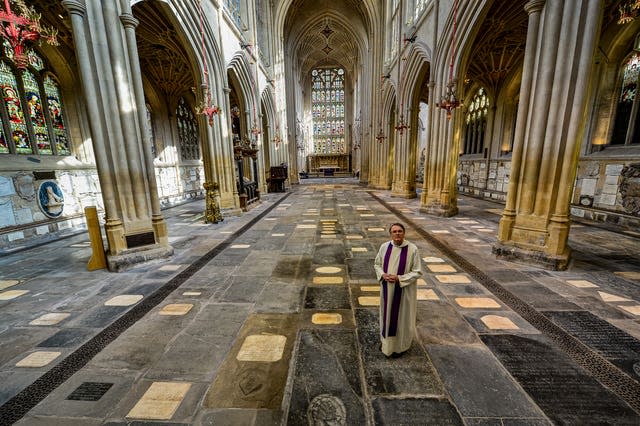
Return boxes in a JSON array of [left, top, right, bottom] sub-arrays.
[[106, 244, 174, 272], [492, 243, 570, 271]]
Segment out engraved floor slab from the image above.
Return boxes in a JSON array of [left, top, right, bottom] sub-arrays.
[[358, 296, 379, 306], [417, 289, 439, 301], [423, 257, 445, 263], [435, 275, 471, 284], [0, 290, 29, 300], [305, 287, 350, 310], [427, 264, 457, 273], [285, 330, 365, 425], [372, 398, 463, 425], [16, 351, 61, 367], [427, 345, 545, 418], [311, 313, 342, 325], [481, 315, 519, 330], [481, 334, 640, 424], [0, 279, 20, 290], [355, 309, 445, 396], [236, 335, 287, 362], [312, 276, 344, 285], [566, 279, 598, 288], [620, 305, 640, 315], [204, 313, 298, 409], [29, 312, 71, 325], [455, 297, 501, 308], [104, 295, 143, 306], [159, 303, 193, 316], [127, 381, 191, 420], [598, 291, 631, 302], [315, 266, 342, 274]]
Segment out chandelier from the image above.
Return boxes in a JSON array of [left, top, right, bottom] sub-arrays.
[[0, 0, 58, 69], [436, 0, 461, 120], [195, 0, 219, 126]]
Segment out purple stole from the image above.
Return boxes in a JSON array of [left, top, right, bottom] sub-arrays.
[[381, 242, 408, 337]]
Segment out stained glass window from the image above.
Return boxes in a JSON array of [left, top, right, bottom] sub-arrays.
[[611, 52, 640, 145], [145, 103, 157, 157], [311, 68, 346, 154], [24, 70, 51, 154], [176, 97, 200, 160], [463, 88, 489, 155], [0, 48, 70, 155], [0, 61, 30, 154], [44, 76, 70, 155]]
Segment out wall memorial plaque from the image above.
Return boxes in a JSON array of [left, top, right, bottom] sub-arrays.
[[13, 172, 35, 201], [37, 180, 64, 218], [620, 163, 640, 216]]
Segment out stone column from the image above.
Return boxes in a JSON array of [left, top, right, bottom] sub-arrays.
[[120, 12, 169, 246], [62, 0, 172, 271], [391, 107, 417, 198], [494, 0, 602, 269]]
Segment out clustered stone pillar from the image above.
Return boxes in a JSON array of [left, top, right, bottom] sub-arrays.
[[62, 0, 172, 271], [495, 0, 602, 269]]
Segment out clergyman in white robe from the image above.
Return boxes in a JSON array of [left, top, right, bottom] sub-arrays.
[[374, 237, 422, 357]]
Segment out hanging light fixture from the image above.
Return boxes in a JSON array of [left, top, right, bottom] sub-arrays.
[[194, 0, 219, 126], [0, 0, 58, 69], [436, 0, 461, 120], [394, 0, 409, 135], [376, 75, 389, 143]]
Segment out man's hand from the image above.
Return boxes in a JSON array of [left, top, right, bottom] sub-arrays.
[[382, 273, 398, 283]]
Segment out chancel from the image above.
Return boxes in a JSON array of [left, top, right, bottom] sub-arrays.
[[0, 0, 640, 424]]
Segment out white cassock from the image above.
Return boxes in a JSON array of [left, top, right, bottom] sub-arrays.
[[374, 239, 422, 356]]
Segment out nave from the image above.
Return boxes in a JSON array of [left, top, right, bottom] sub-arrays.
[[1, 181, 640, 425]]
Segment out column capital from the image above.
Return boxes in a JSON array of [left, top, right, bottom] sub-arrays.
[[524, 0, 545, 15], [61, 0, 86, 16], [120, 13, 139, 29]]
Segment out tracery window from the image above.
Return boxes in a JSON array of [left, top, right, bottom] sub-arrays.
[[408, 0, 428, 26], [463, 88, 489, 155], [145, 103, 157, 158], [311, 67, 345, 154], [176, 97, 200, 160], [387, 0, 400, 62], [224, 0, 242, 28], [0, 43, 70, 155], [611, 51, 640, 145]]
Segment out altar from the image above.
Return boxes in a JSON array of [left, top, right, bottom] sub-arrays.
[[307, 154, 350, 176]]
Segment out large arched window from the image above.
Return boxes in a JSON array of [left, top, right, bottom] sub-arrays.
[[311, 68, 345, 154], [176, 97, 200, 160], [611, 51, 640, 145], [224, 0, 242, 28], [0, 44, 70, 155], [463, 88, 489, 155]]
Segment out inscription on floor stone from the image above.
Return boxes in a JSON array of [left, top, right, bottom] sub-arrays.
[[0, 279, 20, 290], [566, 279, 598, 288], [67, 382, 114, 401], [358, 296, 379, 306], [127, 381, 191, 420], [428, 264, 457, 273], [417, 289, 439, 301], [436, 275, 471, 284], [481, 315, 519, 330], [455, 297, 500, 308], [16, 351, 61, 367], [312, 313, 343, 325], [481, 334, 640, 424], [620, 305, 640, 315], [182, 291, 201, 296], [0, 290, 29, 300], [29, 312, 70, 325], [159, 304, 193, 316], [598, 291, 631, 302], [104, 295, 143, 306], [316, 266, 342, 274], [285, 330, 365, 425], [360, 286, 379, 292], [237, 335, 287, 362], [352, 247, 368, 252], [423, 257, 444, 263], [313, 276, 344, 285]]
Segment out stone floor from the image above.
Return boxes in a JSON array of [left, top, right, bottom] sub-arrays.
[[1, 179, 640, 425]]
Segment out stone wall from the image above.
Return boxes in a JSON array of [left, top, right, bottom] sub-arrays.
[[456, 157, 640, 231], [0, 164, 206, 253], [457, 159, 510, 202]]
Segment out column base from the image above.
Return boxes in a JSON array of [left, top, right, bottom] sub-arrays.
[[106, 244, 174, 272], [419, 204, 458, 217], [391, 190, 417, 199], [492, 242, 570, 271]]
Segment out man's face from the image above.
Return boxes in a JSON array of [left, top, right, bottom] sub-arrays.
[[390, 225, 405, 245]]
